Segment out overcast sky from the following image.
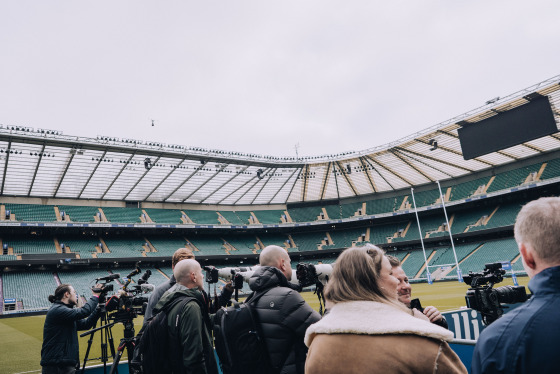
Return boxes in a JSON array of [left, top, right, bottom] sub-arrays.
[[1, 1, 559, 158]]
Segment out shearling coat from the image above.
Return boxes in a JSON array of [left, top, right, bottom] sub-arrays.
[[304, 301, 467, 374]]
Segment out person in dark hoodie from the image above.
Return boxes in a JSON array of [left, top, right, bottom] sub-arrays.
[[153, 259, 218, 374], [248, 245, 321, 374], [41, 284, 101, 374]]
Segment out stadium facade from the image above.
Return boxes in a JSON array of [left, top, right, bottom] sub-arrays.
[[1, 75, 559, 314]]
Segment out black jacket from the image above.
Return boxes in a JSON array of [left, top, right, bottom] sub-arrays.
[[41, 296, 100, 367], [248, 267, 321, 374]]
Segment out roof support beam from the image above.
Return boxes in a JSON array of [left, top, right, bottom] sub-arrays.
[[392, 149, 453, 179], [78, 150, 107, 199], [233, 168, 272, 205], [0, 140, 12, 195], [332, 163, 341, 199], [301, 164, 310, 202], [335, 161, 358, 196], [394, 147, 474, 173], [163, 161, 209, 202], [358, 156, 377, 193], [520, 142, 544, 153], [182, 164, 229, 203], [364, 154, 415, 187], [217, 174, 259, 205], [250, 168, 277, 205], [389, 150, 435, 182], [319, 162, 332, 200], [53, 152, 75, 197], [28, 143, 46, 196], [201, 165, 250, 204], [362, 155, 395, 190], [268, 167, 300, 205], [123, 156, 162, 200], [143, 158, 188, 202], [414, 138, 494, 167], [101, 152, 137, 200]]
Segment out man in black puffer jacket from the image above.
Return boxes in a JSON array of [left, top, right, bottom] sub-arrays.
[[248, 245, 321, 374]]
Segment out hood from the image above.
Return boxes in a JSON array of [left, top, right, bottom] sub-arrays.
[[153, 285, 202, 315], [248, 266, 292, 292], [305, 300, 454, 347]]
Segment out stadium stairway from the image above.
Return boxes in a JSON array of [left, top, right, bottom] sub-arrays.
[[0, 274, 3, 314], [53, 272, 61, 286]]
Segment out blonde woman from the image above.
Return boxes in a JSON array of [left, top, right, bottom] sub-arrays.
[[304, 245, 467, 374]]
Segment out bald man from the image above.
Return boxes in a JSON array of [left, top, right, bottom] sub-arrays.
[[144, 248, 232, 323], [153, 259, 218, 374], [247, 245, 321, 374]]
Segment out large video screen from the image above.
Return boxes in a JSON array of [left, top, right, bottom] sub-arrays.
[[458, 95, 558, 160]]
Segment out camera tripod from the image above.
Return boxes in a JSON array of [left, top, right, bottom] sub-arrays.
[[108, 319, 137, 374], [80, 304, 117, 374]]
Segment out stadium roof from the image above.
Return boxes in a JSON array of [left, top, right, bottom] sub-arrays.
[[1, 76, 559, 206]]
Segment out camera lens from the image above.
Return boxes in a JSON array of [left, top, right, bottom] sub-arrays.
[[495, 285, 528, 304]]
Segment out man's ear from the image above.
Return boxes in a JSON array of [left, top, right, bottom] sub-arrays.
[[519, 242, 537, 271]]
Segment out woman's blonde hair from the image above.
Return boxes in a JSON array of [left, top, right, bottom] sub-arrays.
[[325, 244, 409, 312]]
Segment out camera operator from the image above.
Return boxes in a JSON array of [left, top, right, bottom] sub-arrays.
[[387, 255, 448, 328], [472, 197, 560, 374], [143, 248, 233, 324], [40, 283, 102, 374]]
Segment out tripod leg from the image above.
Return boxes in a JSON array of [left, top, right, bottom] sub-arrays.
[[109, 344, 124, 374], [80, 328, 97, 374], [106, 323, 117, 359], [125, 341, 136, 374]]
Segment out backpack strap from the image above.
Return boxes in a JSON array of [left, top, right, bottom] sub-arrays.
[[166, 295, 202, 373], [248, 288, 303, 374], [167, 295, 200, 330], [243, 289, 282, 374]]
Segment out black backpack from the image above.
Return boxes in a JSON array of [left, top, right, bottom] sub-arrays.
[[131, 295, 197, 374], [213, 291, 277, 374]]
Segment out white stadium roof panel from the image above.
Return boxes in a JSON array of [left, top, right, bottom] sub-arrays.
[[78, 152, 128, 199], [0, 76, 559, 205]]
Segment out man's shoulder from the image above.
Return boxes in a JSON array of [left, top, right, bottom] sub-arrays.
[[477, 297, 548, 349]]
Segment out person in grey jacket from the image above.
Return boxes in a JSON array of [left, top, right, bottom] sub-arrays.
[[41, 284, 101, 374], [248, 245, 321, 374], [144, 248, 232, 324]]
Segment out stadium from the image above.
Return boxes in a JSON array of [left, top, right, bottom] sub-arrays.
[[0, 73, 559, 372]]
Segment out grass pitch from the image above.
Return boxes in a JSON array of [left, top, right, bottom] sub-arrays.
[[0, 276, 529, 374]]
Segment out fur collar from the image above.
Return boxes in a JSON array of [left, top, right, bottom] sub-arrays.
[[305, 300, 454, 347]]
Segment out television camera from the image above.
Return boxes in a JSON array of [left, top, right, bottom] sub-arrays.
[[203, 265, 246, 301], [202, 262, 333, 313], [103, 269, 152, 321], [464, 262, 528, 325], [296, 263, 333, 315], [80, 266, 154, 374]]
